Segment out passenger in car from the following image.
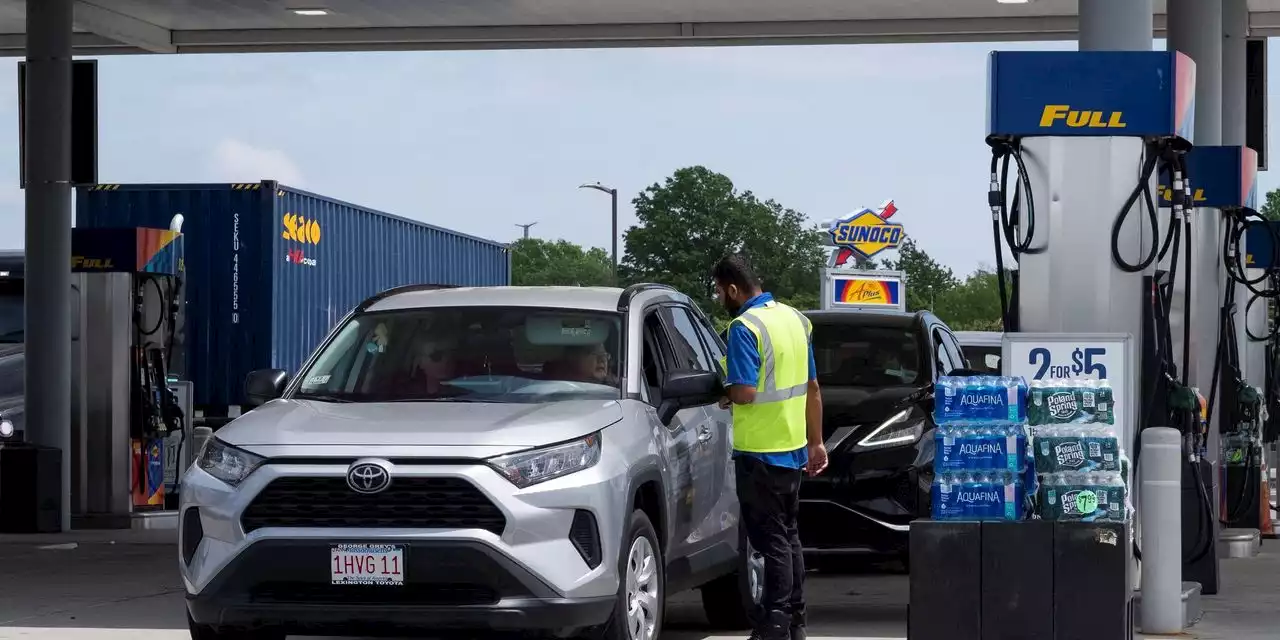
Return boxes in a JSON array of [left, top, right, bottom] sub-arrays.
[[389, 334, 460, 396]]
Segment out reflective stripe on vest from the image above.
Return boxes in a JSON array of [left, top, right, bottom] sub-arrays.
[[729, 301, 811, 453]]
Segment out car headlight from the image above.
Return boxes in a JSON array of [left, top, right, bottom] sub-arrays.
[[197, 438, 265, 487], [854, 409, 924, 451], [488, 432, 601, 489]]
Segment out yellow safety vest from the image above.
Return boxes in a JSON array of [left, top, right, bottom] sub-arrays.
[[720, 301, 811, 453]]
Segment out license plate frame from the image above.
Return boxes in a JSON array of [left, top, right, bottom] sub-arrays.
[[330, 543, 406, 586]]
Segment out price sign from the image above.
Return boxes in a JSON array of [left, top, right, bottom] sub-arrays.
[[1002, 333, 1135, 444]]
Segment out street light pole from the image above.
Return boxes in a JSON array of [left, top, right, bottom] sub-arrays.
[[579, 183, 619, 284], [515, 222, 538, 239]]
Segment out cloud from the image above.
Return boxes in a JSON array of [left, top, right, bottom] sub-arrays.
[[207, 139, 305, 187]]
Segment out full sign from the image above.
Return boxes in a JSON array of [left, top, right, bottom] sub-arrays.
[[1001, 332, 1135, 447]]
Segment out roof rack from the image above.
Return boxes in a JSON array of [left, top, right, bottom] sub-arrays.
[[357, 283, 459, 312], [617, 283, 678, 312]]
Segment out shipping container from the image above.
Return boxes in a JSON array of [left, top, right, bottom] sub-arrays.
[[77, 181, 510, 412]]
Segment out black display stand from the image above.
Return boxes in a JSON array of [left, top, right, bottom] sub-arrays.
[[0, 444, 62, 533], [909, 520, 1133, 640]]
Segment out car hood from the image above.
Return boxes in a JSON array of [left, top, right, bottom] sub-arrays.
[[218, 398, 624, 458], [820, 385, 929, 437]]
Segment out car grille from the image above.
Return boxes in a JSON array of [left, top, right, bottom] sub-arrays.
[[240, 476, 506, 534]]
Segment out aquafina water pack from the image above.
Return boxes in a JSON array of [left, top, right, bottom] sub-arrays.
[[935, 423, 1027, 473], [935, 376, 1028, 425], [931, 470, 1024, 521]]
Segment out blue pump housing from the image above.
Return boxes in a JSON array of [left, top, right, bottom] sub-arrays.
[[1156, 145, 1259, 210], [987, 51, 1196, 142]]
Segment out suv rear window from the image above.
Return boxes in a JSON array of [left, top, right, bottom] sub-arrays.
[[811, 322, 923, 386], [294, 306, 623, 403]]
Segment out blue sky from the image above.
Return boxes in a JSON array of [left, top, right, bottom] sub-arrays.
[[0, 39, 1272, 275]]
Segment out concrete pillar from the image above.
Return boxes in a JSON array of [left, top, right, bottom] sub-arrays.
[[1169, 0, 1224, 595], [1168, 0, 1223, 446], [1079, 0, 1154, 51], [24, 0, 74, 532], [1223, 0, 1264, 392]]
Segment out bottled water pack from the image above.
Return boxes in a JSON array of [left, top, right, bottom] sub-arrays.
[[936, 423, 1027, 473], [1027, 379, 1114, 426], [932, 471, 1024, 521], [935, 376, 1028, 425], [1030, 424, 1122, 474], [1038, 471, 1127, 522]]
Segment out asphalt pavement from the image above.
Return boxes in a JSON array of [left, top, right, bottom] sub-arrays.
[[0, 532, 1277, 640]]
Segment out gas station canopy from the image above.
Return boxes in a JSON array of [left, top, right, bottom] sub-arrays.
[[2, 0, 1280, 56]]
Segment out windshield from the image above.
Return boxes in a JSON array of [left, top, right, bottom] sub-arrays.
[[293, 306, 623, 404], [0, 280, 23, 343], [812, 323, 923, 386]]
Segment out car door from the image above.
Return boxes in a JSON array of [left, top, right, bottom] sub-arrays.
[[686, 307, 740, 548], [657, 304, 732, 553], [640, 307, 710, 562]]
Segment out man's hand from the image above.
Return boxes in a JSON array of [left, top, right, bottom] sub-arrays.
[[718, 397, 732, 410], [805, 443, 828, 477]]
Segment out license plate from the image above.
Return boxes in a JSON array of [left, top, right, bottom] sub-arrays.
[[330, 543, 405, 586]]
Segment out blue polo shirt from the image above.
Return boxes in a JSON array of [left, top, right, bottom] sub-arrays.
[[724, 292, 817, 470]]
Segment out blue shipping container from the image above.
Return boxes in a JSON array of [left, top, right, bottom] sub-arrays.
[[77, 181, 510, 411]]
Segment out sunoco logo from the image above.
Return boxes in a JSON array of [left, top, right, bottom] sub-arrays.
[[282, 213, 320, 267], [1054, 441, 1086, 468], [1047, 392, 1078, 420]]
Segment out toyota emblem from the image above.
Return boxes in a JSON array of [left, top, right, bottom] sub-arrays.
[[346, 461, 391, 494]]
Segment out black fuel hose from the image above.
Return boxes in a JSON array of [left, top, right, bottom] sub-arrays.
[[987, 137, 1038, 333]]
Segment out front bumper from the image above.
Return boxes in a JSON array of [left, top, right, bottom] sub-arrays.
[[186, 539, 614, 634], [798, 438, 930, 553]]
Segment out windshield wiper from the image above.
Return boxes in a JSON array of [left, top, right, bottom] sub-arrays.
[[293, 392, 355, 403]]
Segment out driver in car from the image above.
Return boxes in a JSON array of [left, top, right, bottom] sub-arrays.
[[558, 343, 618, 386]]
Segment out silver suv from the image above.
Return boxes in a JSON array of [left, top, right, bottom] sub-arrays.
[[180, 284, 762, 640]]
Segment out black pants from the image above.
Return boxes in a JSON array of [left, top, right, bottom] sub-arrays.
[[735, 455, 805, 619]]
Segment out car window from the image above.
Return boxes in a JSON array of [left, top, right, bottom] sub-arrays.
[[642, 310, 678, 405], [661, 306, 714, 373], [933, 329, 956, 377], [963, 345, 1003, 374], [294, 306, 623, 404], [940, 329, 968, 370], [689, 308, 726, 364], [811, 323, 923, 386]]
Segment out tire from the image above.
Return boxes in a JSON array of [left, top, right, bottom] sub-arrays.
[[188, 614, 284, 640], [700, 531, 764, 630], [593, 509, 665, 640]]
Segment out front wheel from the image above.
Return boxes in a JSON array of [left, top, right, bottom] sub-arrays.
[[593, 509, 665, 640], [700, 533, 764, 629]]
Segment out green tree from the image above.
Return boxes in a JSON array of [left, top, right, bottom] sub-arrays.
[[510, 238, 614, 287], [934, 268, 1008, 331], [879, 238, 958, 312], [1262, 188, 1280, 221], [621, 166, 827, 320]]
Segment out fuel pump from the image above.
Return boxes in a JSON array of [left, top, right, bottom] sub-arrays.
[[70, 224, 187, 527]]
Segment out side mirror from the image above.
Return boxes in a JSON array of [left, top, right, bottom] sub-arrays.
[[245, 369, 289, 406], [657, 369, 722, 424]]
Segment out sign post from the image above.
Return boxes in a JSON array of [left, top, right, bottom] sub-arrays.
[[820, 199, 909, 311]]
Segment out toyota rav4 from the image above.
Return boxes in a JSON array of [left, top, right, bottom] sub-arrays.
[[181, 284, 762, 640]]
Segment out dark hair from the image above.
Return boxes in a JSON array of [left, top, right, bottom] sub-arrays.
[[711, 254, 762, 293]]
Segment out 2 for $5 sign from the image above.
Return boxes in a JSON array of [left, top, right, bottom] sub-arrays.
[[1002, 334, 1132, 436]]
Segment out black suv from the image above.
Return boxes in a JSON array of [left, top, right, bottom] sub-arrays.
[[797, 309, 970, 564]]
